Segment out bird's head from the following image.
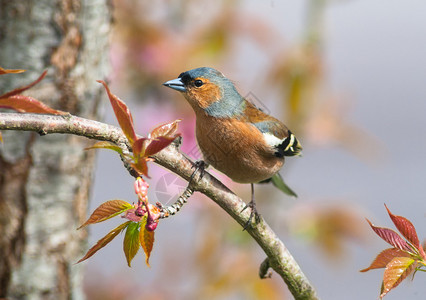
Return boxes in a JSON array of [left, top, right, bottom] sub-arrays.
[[163, 67, 244, 117]]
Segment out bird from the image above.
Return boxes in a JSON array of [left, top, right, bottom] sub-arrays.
[[163, 67, 302, 228]]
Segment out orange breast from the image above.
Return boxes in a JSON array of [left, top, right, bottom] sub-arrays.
[[195, 113, 284, 183]]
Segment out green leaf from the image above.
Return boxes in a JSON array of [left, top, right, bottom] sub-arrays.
[[78, 200, 133, 229], [270, 173, 297, 197], [77, 221, 131, 264], [380, 256, 417, 298], [139, 216, 155, 267], [97, 80, 137, 144], [85, 141, 123, 155], [123, 222, 141, 267], [361, 248, 411, 272]]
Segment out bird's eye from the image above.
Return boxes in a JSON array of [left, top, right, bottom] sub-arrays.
[[194, 79, 204, 87]]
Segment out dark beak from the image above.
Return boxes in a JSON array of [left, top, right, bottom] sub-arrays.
[[163, 78, 186, 92]]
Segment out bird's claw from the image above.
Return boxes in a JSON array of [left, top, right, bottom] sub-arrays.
[[189, 160, 207, 185], [242, 200, 261, 230]]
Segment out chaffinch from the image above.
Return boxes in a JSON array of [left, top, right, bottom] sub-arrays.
[[163, 67, 302, 227]]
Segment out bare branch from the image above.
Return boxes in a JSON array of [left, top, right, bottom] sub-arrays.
[[0, 112, 318, 299]]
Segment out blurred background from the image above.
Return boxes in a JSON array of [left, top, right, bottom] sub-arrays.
[[84, 0, 426, 299]]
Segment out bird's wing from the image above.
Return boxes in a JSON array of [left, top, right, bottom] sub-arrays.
[[241, 100, 302, 157]]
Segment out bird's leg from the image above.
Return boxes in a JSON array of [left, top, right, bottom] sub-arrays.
[[242, 183, 261, 230], [189, 160, 208, 185]]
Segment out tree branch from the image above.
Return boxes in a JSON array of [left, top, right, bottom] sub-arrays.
[[0, 112, 318, 300]]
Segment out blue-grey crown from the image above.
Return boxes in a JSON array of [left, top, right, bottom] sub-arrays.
[[181, 67, 245, 118]]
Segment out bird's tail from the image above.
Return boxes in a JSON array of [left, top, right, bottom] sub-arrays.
[[258, 173, 297, 197]]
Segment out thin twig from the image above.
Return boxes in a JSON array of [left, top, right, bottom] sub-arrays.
[[157, 186, 194, 218], [259, 257, 273, 279]]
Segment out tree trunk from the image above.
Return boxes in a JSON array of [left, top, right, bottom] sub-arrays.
[[0, 1, 111, 299]]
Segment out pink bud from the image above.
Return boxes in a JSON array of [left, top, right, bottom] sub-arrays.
[[134, 177, 150, 199], [145, 221, 158, 231], [134, 177, 143, 195], [145, 203, 160, 231], [135, 205, 145, 217]]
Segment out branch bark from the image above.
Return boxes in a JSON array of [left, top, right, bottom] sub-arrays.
[[0, 112, 319, 300]]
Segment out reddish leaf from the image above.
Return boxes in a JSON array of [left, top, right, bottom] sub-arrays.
[[361, 248, 411, 272], [385, 204, 421, 250], [0, 95, 67, 115], [0, 70, 47, 99], [0, 133, 3, 143], [0, 67, 25, 75], [140, 216, 155, 267], [97, 80, 137, 144], [380, 256, 417, 298], [423, 240, 426, 259], [124, 208, 143, 223], [77, 221, 131, 264], [132, 137, 149, 158], [123, 222, 140, 267], [366, 219, 411, 252], [78, 200, 133, 229], [131, 159, 152, 177], [149, 120, 181, 139], [144, 136, 178, 157], [85, 141, 123, 155]]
